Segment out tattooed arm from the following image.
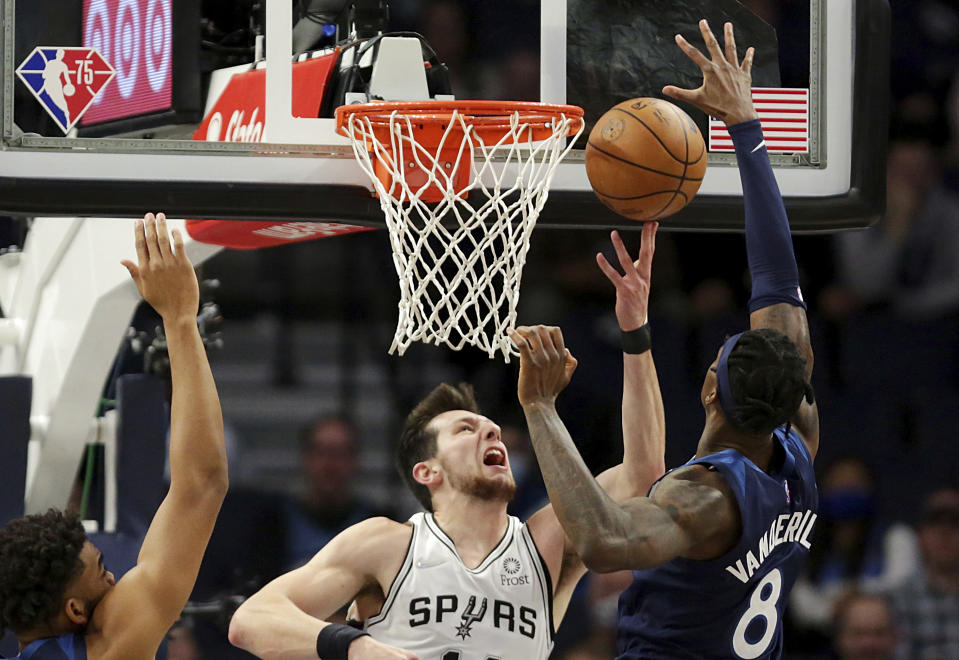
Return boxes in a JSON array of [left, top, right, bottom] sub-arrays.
[[511, 326, 738, 572]]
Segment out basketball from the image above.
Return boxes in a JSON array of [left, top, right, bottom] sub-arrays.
[[585, 98, 707, 221], [63, 84, 76, 96]]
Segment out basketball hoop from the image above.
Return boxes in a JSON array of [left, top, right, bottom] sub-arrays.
[[335, 100, 584, 360]]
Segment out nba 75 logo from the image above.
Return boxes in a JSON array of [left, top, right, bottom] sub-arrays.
[[16, 47, 116, 133]]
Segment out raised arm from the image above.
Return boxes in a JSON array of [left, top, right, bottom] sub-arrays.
[[229, 518, 417, 660], [510, 325, 736, 571], [522, 228, 666, 613], [594, 223, 666, 500], [522, 226, 665, 608], [90, 213, 229, 656], [664, 20, 819, 457]]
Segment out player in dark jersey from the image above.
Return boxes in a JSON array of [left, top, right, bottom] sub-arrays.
[[0, 214, 228, 659], [509, 20, 819, 660]]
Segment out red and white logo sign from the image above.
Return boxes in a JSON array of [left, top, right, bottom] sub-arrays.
[[193, 52, 339, 143], [709, 88, 810, 153], [185, 221, 373, 249], [81, 0, 173, 125], [16, 47, 115, 133], [186, 51, 375, 249]]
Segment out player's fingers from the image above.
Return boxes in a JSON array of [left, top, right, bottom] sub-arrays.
[[742, 47, 755, 75], [547, 326, 566, 357], [133, 218, 148, 266], [724, 22, 739, 66], [155, 213, 172, 260], [120, 260, 140, 283], [699, 19, 724, 62], [144, 213, 161, 262], [524, 326, 547, 359], [596, 252, 622, 286], [641, 221, 658, 258], [509, 329, 534, 361], [171, 229, 185, 260], [510, 327, 534, 348], [611, 229, 635, 275], [673, 33, 711, 70], [638, 222, 657, 280], [662, 85, 698, 105], [564, 349, 579, 378]]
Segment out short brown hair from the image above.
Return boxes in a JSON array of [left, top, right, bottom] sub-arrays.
[[397, 383, 480, 511]]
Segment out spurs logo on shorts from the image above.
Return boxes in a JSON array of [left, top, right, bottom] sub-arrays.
[[365, 513, 553, 659]]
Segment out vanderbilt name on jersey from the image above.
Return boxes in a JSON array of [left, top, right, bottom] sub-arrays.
[[365, 512, 554, 660]]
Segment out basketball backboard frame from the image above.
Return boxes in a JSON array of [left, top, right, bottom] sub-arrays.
[[0, 0, 888, 231]]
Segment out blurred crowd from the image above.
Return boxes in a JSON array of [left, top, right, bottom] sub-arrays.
[[3, 0, 959, 658]]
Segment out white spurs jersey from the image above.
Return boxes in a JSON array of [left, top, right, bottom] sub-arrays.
[[365, 512, 555, 660]]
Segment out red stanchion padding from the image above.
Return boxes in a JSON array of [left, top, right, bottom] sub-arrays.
[[185, 220, 374, 249]]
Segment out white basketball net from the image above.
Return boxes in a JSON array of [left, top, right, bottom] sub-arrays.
[[341, 107, 584, 361]]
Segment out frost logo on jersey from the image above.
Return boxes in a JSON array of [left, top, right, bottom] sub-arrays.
[[454, 596, 487, 640], [500, 557, 530, 586]]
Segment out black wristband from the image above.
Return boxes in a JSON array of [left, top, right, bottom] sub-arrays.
[[316, 623, 369, 659], [621, 323, 652, 354]]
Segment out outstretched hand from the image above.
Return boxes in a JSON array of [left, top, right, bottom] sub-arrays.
[[121, 212, 200, 322], [596, 223, 657, 331], [663, 20, 758, 127], [509, 325, 578, 407]]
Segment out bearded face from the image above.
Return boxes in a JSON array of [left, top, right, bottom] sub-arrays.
[[426, 410, 517, 506], [441, 454, 517, 503]]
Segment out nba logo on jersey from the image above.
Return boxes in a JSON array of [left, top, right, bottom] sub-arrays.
[[16, 47, 115, 133], [784, 481, 791, 504]]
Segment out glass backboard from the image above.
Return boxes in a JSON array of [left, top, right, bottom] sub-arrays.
[[1, 0, 889, 231]]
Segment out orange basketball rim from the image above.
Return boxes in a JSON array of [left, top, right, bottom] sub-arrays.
[[335, 101, 584, 203]]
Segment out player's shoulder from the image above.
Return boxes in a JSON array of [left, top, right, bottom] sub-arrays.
[[653, 465, 742, 559], [777, 425, 815, 463], [302, 517, 413, 573], [314, 516, 412, 564], [660, 462, 733, 494], [651, 464, 737, 525], [341, 516, 413, 547], [11, 634, 88, 660]]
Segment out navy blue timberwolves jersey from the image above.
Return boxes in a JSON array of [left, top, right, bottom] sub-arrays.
[[617, 427, 818, 659], [2, 634, 86, 660]]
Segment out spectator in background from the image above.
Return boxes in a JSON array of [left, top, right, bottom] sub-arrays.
[[825, 135, 959, 320], [182, 416, 394, 659], [283, 415, 396, 570], [833, 591, 899, 660], [790, 457, 918, 640], [890, 487, 959, 659]]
